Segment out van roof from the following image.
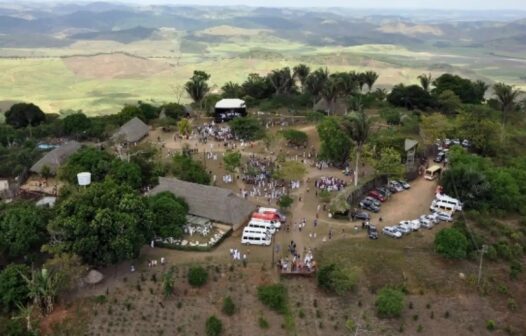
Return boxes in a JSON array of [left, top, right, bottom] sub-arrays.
[[426, 165, 442, 173]]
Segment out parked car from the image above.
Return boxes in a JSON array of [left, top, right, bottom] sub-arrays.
[[398, 180, 411, 189], [364, 196, 381, 207], [389, 181, 404, 192], [419, 218, 434, 229], [462, 139, 471, 147], [368, 225, 378, 240], [369, 190, 386, 202], [452, 139, 461, 145], [376, 187, 391, 198], [387, 184, 398, 193], [359, 199, 380, 213], [423, 213, 440, 224], [434, 152, 446, 163], [436, 211, 454, 222], [383, 226, 402, 238], [396, 223, 412, 235], [409, 220, 421, 231], [353, 211, 370, 221]]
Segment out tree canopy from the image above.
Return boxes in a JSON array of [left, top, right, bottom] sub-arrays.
[[222, 150, 242, 173], [434, 228, 469, 259], [48, 180, 152, 266], [148, 192, 188, 239], [0, 264, 30, 313], [172, 153, 211, 185], [228, 117, 265, 141], [317, 116, 352, 166], [4, 103, 46, 129]]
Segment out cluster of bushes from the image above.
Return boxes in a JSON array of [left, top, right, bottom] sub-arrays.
[[317, 264, 359, 296], [279, 129, 308, 147], [257, 284, 288, 314], [375, 287, 405, 318], [171, 152, 211, 185]]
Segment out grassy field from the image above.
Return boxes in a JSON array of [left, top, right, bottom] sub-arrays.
[[0, 33, 524, 115]]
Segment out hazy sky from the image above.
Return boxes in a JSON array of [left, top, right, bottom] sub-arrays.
[[14, 0, 526, 10]]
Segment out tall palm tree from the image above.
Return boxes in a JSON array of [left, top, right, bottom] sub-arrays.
[[357, 72, 367, 92], [474, 80, 489, 102], [493, 82, 521, 124], [321, 77, 340, 115], [13, 303, 34, 332], [221, 82, 243, 98], [20, 268, 58, 315], [268, 67, 295, 96], [185, 70, 211, 109], [363, 71, 379, 92], [345, 111, 372, 186], [305, 67, 329, 106], [293, 64, 311, 93], [417, 73, 432, 92]]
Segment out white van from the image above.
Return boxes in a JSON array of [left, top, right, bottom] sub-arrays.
[[430, 200, 456, 213], [435, 194, 463, 211], [247, 220, 277, 234], [241, 231, 272, 246], [243, 227, 272, 237]]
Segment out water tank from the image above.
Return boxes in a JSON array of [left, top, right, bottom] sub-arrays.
[[77, 172, 91, 186]]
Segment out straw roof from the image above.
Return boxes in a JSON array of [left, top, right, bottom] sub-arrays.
[[149, 177, 256, 230], [112, 117, 149, 143], [30, 141, 81, 174]]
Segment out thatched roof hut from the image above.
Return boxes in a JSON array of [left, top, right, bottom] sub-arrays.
[[30, 141, 81, 175], [112, 117, 149, 143], [149, 177, 256, 230]]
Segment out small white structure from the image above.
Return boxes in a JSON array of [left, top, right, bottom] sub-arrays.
[[36, 196, 57, 208], [214, 99, 247, 123], [77, 172, 92, 186], [0, 180, 8, 192]]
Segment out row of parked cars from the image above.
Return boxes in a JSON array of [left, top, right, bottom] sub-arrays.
[[382, 193, 462, 239], [357, 180, 411, 215], [434, 138, 471, 163]]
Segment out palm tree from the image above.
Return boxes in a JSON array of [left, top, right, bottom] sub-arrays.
[[417, 73, 432, 92], [13, 303, 35, 332], [305, 67, 329, 106], [493, 82, 521, 124], [293, 64, 311, 93], [20, 268, 58, 315], [345, 111, 372, 186], [267, 67, 295, 96], [363, 71, 379, 92], [177, 118, 192, 137], [185, 70, 211, 109], [474, 80, 489, 102], [357, 72, 367, 92], [321, 77, 339, 115], [221, 82, 243, 98]]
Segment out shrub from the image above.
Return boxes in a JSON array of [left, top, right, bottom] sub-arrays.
[[280, 129, 308, 147], [434, 228, 469, 259], [507, 298, 518, 311], [257, 284, 288, 314], [222, 296, 235, 316], [258, 317, 269, 329], [205, 315, 223, 336], [188, 266, 208, 287], [229, 117, 265, 141], [509, 260, 523, 280], [486, 245, 498, 261], [345, 319, 356, 332], [375, 287, 405, 318], [317, 264, 358, 296], [486, 320, 496, 331]]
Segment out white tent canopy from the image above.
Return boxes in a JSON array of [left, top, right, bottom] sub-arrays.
[[215, 99, 246, 109]]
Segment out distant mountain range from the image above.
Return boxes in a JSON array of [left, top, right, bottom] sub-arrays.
[[0, 2, 524, 52]]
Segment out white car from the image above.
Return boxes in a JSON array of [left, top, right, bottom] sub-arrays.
[[396, 223, 412, 234], [383, 226, 402, 238], [398, 180, 411, 189], [418, 217, 434, 229], [423, 213, 440, 224], [409, 220, 421, 231], [436, 212, 454, 222]]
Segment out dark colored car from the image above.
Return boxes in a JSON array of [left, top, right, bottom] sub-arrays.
[[359, 199, 380, 213], [353, 210, 370, 221], [369, 190, 386, 202], [368, 225, 378, 240], [434, 152, 446, 163], [376, 187, 391, 198]]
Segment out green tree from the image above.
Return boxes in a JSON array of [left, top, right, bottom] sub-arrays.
[[257, 284, 288, 314], [172, 153, 211, 185], [223, 150, 242, 173], [363, 71, 379, 92], [185, 70, 211, 109], [148, 192, 188, 239], [321, 77, 340, 115], [267, 67, 296, 96], [273, 160, 307, 181], [63, 113, 92, 138], [317, 117, 352, 166], [278, 195, 294, 212], [205, 315, 223, 336], [161, 103, 187, 120], [387, 84, 434, 110], [162, 268, 174, 298], [241, 73, 273, 100], [375, 287, 405, 318], [374, 147, 404, 179], [43, 253, 85, 295], [317, 264, 359, 296], [229, 117, 265, 141], [177, 118, 192, 137], [222, 296, 236, 316], [4, 103, 46, 133], [188, 266, 208, 287], [20, 268, 59, 314], [493, 82, 521, 124], [108, 160, 143, 190], [128, 143, 165, 187], [40, 165, 52, 180], [293, 64, 311, 92], [344, 110, 372, 186], [434, 228, 469, 259], [417, 73, 432, 92], [59, 147, 114, 184], [0, 264, 30, 312], [437, 90, 462, 115], [48, 180, 151, 266], [279, 129, 308, 147], [0, 202, 48, 259], [221, 82, 243, 98], [432, 74, 484, 104], [305, 67, 329, 106], [419, 113, 451, 145]]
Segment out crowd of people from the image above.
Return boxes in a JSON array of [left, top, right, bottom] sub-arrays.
[[197, 122, 234, 142], [314, 176, 347, 192], [278, 244, 316, 273]]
